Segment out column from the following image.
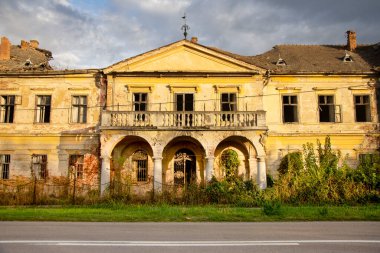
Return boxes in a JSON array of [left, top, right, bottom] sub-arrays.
[[205, 156, 214, 182], [257, 156, 267, 189], [248, 156, 257, 181], [100, 156, 111, 195], [153, 156, 163, 193]]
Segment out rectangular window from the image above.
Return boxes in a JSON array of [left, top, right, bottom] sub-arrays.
[[359, 153, 374, 164], [318, 95, 335, 122], [71, 96, 87, 123], [354, 95, 371, 122], [282, 95, 298, 123], [221, 93, 237, 112], [133, 93, 147, 111], [35, 95, 51, 123], [175, 93, 194, 126], [0, 154, 10, 179], [133, 151, 148, 182], [176, 93, 194, 111], [69, 155, 84, 179], [0, 95, 15, 123], [32, 155, 48, 180], [133, 93, 147, 121]]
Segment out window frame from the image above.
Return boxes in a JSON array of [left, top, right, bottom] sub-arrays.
[[35, 95, 51, 123], [31, 154, 48, 180], [318, 95, 337, 123], [175, 93, 194, 112], [282, 95, 299, 123], [71, 95, 87, 124], [132, 150, 148, 182], [354, 95, 371, 122], [69, 154, 84, 179], [133, 93, 148, 112], [0, 154, 10, 180], [0, 95, 15, 123], [220, 93, 237, 112]]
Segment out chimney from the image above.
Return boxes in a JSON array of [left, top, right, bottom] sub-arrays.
[[0, 37, 11, 60], [20, 40, 30, 49], [346, 30, 357, 51], [30, 40, 39, 48], [190, 37, 198, 43]]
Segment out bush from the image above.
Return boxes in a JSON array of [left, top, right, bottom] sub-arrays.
[[262, 201, 282, 216], [273, 136, 379, 205]]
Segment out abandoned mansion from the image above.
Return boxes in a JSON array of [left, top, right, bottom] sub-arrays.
[[0, 31, 379, 194]]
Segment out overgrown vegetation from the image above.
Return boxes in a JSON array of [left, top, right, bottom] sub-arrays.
[[273, 136, 379, 204], [0, 136, 378, 208]]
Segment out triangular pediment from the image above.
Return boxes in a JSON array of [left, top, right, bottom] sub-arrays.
[[104, 40, 264, 74]]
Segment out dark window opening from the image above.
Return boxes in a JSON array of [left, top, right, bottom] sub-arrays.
[[221, 93, 236, 121], [282, 95, 298, 123], [69, 155, 84, 179], [133, 93, 147, 121], [0, 154, 10, 179], [319, 95, 335, 122], [133, 150, 148, 182], [354, 95, 371, 122], [72, 96, 87, 123], [0, 95, 15, 123], [35, 95, 51, 123], [176, 93, 194, 111], [32, 155, 48, 180], [175, 94, 194, 126]]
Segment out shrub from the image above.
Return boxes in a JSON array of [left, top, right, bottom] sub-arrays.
[[262, 201, 282, 216]]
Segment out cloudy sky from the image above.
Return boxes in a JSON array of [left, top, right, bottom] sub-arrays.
[[1, 0, 379, 69]]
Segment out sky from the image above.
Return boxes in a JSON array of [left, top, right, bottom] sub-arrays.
[[1, 0, 379, 69]]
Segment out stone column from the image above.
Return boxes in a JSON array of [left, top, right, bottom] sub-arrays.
[[257, 156, 267, 189], [100, 156, 111, 195], [248, 156, 257, 181], [153, 156, 163, 193], [205, 156, 214, 182]]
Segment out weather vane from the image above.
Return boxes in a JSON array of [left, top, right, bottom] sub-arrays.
[[181, 13, 190, 40]]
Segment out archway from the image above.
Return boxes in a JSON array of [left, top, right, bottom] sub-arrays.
[[162, 136, 206, 187], [174, 148, 196, 186], [110, 135, 154, 195], [214, 136, 256, 180]]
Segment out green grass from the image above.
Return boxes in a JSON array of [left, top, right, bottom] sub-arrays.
[[0, 204, 379, 222]]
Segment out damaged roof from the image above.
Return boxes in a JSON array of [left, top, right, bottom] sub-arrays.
[[208, 43, 380, 74], [0, 45, 52, 71]]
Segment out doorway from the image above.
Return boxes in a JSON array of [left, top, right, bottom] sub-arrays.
[[173, 148, 196, 186]]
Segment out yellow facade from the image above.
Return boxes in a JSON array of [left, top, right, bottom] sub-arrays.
[[0, 39, 378, 195]]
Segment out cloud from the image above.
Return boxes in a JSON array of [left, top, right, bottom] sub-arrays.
[[0, 0, 379, 68]]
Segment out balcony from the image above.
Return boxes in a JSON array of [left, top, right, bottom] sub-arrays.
[[101, 111, 266, 130]]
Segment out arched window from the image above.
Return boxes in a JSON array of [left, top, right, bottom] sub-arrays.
[[132, 150, 148, 182]]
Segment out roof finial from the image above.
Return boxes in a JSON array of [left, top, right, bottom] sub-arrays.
[[181, 13, 190, 40]]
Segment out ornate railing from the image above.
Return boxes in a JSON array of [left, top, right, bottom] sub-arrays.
[[101, 111, 266, 129]]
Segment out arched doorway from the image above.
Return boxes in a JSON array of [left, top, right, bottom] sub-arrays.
[[174, 149, 196, 186]]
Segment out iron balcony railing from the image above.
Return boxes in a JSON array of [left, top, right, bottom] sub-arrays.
[[101, 111, 266, 129]]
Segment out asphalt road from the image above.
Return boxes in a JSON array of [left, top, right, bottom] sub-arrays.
[[0, 221, 379, 253]]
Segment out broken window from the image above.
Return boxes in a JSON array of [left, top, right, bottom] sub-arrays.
[[319, 95, 336, 122], [69, 154, 84, 179], [35, 95, 51, 123], [32, 154, 47, 180], [175, 93, 194, 126], [0, 95, 15, 123], [354, 95, 371, 122], [133, 93, 147, 121], [133, 150, 148, 182], [282, 95, 298, 123], [221, 93, 236, 121], [0, 154, 10, 179], [71, 96, 87, 123], [221, 93, 237, 111]]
